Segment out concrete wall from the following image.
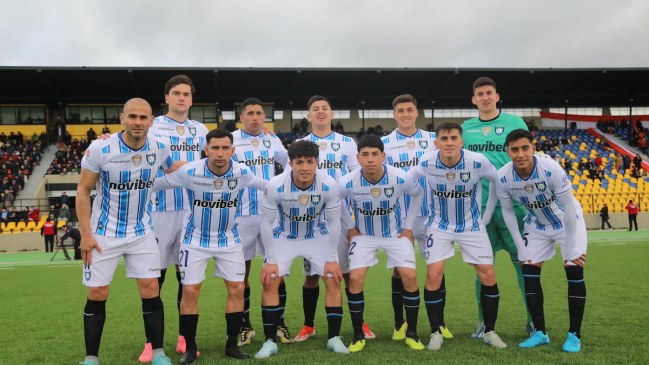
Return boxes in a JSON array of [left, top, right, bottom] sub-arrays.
[[583, 212, 648, 230], [0, 232, 49, 252]]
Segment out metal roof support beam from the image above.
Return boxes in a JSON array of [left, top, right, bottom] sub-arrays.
[[128, 70, 141, 97]]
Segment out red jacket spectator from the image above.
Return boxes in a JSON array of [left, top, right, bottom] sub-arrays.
[[41, 220, 56, 235], [625, 201, 639, 215], [595, 156, 602, 166], [28, 208, 40, 222]]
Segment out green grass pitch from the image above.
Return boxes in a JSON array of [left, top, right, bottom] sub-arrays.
[[1, 233, 648, 364]]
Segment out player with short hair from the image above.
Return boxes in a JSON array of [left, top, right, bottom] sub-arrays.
[[340, 135, 425, 352], [294, 95, 374, 342], [77, 98, 185, 365], [409, 121, 506, 350], [381, 94, 453, 340], [232, 98, 292, 347], [256, 140, 348, 358], [153, 128, 268, 363], [490, 129, 587, 352], [139, 74, 210, 362], [462, 77, 534, 338]]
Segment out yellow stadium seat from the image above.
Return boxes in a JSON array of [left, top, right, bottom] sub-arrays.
[[572, 136, 578, 140], [0, 222, 4, 230], [541, 136, 547, 141], [596, 139, 601, 143], [57, 220, 67, 228], [26, 222, 36, 229], [15, 222, 26, 230]]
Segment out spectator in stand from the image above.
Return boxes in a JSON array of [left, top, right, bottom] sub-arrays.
[[356, 127, 365, 140], [598, 164, 606, 180], [625, 200, 639, 231], [11, 180, 20, 196], [59, 224, 82, 260], [31, 133, 39, 142], [563, 157, 572, 172], [300, 117, 309, 134], [631, 165, 642, 179], [101, 126, 110, 134], [623, 154, 632, 171], [19, 207, 29, 222], [633, 154, 643, 171], [597, 119, 605, 131], [79, 138, 89, 153], [87, 128, 97, 141], [0, 132, 6, 143], [8, 207, 19, 223], [59, 191, 70, 208], [595, 155, 602, 167], [374, 124, 384, 136], [621, 118, 629, 129], [613, 153, 623, 171], [529, 120, 539, 132], [367, 124, 375, 135], [588, 165, 600, 180], [16, 131, 24, 144], [292, 123, 301, 135], [28, 206, 40, 222], [41, 217, 56, 252], [553, 153, 562, 165], [49, 205, 58, 220], [1, 207, 7, 224], [57, 204, 70, 222], [55, 119, 65, 144], [335, 121, 344, 134], [63, 131, 72, 145]]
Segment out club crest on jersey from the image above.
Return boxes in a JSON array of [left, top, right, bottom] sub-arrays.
[[181, 271, 185, 280], [214, 180, 223, 189], [299, 195, 309, 206], [189, 127, 197, 136], [524, 184, 535, 194], [176, 126, 185, 136], [446, 172, 456, 182], [132, 155, 142, 167], [371, 188, 381, 199], [406, 141, 416, 150], [319, 142, 327, 151], [146, 153, 156, 166], [384, 187, 394, 198], [84, 271, 91, 281], [425, 251, 430, 260], [304, 261, 311, 273], [311, 195, 321, 205], [228, 179, 237, 190], [419, 141, 428, 149], [482, 127, 492, 136], [495, 125, 505, 136], [460, 172, 471, 183], [263, 140, 271, 149], [535, 182, 547, 192], [251, 139, 260, 148], [85, 149, 90, 157], [331, 142, 340, 151]]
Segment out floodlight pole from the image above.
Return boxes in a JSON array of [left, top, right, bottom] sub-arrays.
[[629, 99, 633, 141], [564, 100, 569, 140], [361, 101, 365, 132], [431, 101, 435, 132]]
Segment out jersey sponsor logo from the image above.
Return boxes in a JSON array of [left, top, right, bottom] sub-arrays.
[[317, 160, 344, 169], [132, 155, 142, 167], [109, 179, 154, 191], [192, 182, 211, 187], [170, 141, 201, 152], [431, 188, 474, 199], [228, 179, 238, 190], [446, 172, 456, 182], [495, 125, 505, 136], [176, 126, 185, 136], [251, 139, 260, 148], [482, 127, 491, 136], [311, 195, 321, 205], [193, 197, 239, 209], [157, 127, 176, 132], [282, 210, 323, 222], [357, 205, 396, 216], [535, 182, 547, 192], [318, 142, 327, 151], [146, 153, 156, 166], [299, 195, 309, 205], [406, 141, 416, 150], [521, 195, 556, 210], [189, 127, 197, 136], [460, 172, 471, 183], [370, 188, 381, 199], [392, 157, 419, 169], [331, 142, 340, 151], [466, 141, 507, 153], [214, 180, 223, 189], [263, 140, 272, 149], [419, 141, 429, 149], [109, 159, 132, 164], [524, 184, 535, 194], [242, 155, 275, 167], [384, 187, 394, 198]]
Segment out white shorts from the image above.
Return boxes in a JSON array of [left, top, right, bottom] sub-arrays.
[[82, 232, 161, 287], [271, 236, 331, 278], [348, 235, 417, 271], [179, 243, 246, 285], [419, 228, 494, 265], [152, 210, 187, 268], [304, 223, 350, 276], [523, 216, 588, 266], [236, 215, 266, 261]]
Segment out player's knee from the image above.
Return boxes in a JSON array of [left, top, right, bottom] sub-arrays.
[[304, 275, 320, 288], [139, 278, 160, 298], [182, 285, 201, 302], [392, 269, 401, 279], [88, 286, 109, 301], [399, 269, 417, 287], [426, 270, 443, 289], [228, 281, 245, 298]]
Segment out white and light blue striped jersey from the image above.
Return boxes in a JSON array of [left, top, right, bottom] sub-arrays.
[[497, 156, 582, 231], [150, 116, 209, 212], [262, 170, 341, 241], [232, 129, 289, 216], [297, 132, 360, 180], [382, 129, 437, 218], [413, 149, 497, 233], [81, 132, 173, 238], [157, 159, 262, 248], [338, 165, 422, 237]]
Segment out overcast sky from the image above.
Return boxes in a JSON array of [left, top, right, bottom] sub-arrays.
[[2, 0, 647, 68]]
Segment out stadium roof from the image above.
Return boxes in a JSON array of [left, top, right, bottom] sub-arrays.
[[2, 66, 649, 110]]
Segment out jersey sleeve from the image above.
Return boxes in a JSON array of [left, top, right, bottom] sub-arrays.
[[346, 139, 360, 171], [428, 132, 438, 151], [262, 181, 280, 211], [80, 142, 105, 173], [496, 172, 512, 200], [159, 143, 173, 170], [402, 169, 423, 197], [337, 175, 352, 199], [479, 155, 499, 183], [323, 179, 342, 211], [160, 163, 188, 190], [549, 162, 572, 196]]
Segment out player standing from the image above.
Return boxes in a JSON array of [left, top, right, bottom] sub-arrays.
[[140, 75, 210, 362], [340, 135, 425, 352], [491, 129, 587, 352], [153, 129, 268, 363], [232, 98, 292, 346], [294, 95, 375, 341], [380, 94, 453, 340], [462, 77, 534, 337], [77, 98, 184, 365], [256, 141, 348, 358], [409, 122, 506, 350]]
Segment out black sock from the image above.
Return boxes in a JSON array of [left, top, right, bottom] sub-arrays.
[[278, 282, 287, 327], [347, 291, 365, 340], [480, 283, 500, 333], [142, 296, 165, 350], [242, 287, 252, 330], [391, 276, 405, 329], [403, 288, 420, 339], [523, 265, 546, 334], [303, 286, 319, 327], [440, 275, 447, 327], [158, 269, 167, 289], [565, 266, 586, 339], [179, 314, 199, 352], [424, 288, 444, 334], [176, 271, 183, 313], [83, 299, 106, 357], [262, 306, 279, 342], [325, 307, 343, 339], [226, 312, 243, 346]]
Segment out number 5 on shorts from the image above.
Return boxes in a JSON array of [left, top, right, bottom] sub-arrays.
[[179, 249, 189, 267]]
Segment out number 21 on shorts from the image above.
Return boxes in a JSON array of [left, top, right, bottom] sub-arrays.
[[179, 249, 189, 267]]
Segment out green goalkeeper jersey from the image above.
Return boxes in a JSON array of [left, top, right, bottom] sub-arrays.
[[462, 112, 529, 207]]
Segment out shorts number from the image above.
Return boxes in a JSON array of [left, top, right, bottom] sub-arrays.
[[349, 242, 357, 255], [523, 232, 529, 247], [426, 234, 434, 248], [179, 250, 189, 267]]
